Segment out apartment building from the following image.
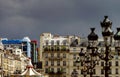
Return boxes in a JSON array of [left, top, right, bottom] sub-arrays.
[[40, 33, 80, 77], [40, 33, 120, 77], [0, 39, 28, 77], [1, 37, 31, 57], [69, 46, 120, 77]]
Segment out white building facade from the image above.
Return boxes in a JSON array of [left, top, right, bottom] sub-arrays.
[[40, 33, 120, 77]]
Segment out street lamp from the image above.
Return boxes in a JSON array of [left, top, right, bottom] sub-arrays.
[[114, 28, 120, 55], [86, 16, 120, 77], [88, 16, 120, 77], [75, 48, 87, 77], [75, 16, 120, 77], [86, 28, 99, 77], [98, 16, 114, 77], [75, 28, 99, 77]]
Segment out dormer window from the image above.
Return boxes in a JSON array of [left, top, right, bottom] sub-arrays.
[[51, 40, 54, 45], [17, 51, 20, 53], [63, 40, 67, 45], [45, 40, 49, 45], [56, 40, 60, 45]]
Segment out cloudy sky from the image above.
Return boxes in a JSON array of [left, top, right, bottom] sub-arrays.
[[0, 0, 120, 41]]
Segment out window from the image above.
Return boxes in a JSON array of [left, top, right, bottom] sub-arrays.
[[93, 69, 96, 74], [63, 68, 66, 73], [57, 61, 60, 66], [116, 68, 119, 74], [57, 47, 60, 51], [51, 68, 54, 72], [115, 55, 119, 59], [45, 61, 48, 66], [51, 47, 54, 51], [17, 51, 20, 53], [57, 53, 60, 58], [115, 48, 119, 55], [101, 69, 104, 74], [81, 62, 83, 66], [63, 61, 66, 66], [109, 62, 112, 66], [56, 40, 60, 45], [73, 61, 76, 66], [51, 61, 54, 66], [45, 53, 48, 58], [57, 68, 60, 72], [51, 53, 54, 58], [46, 40, 49, 45], [22, 42, 27, 51], [63, 53, 66, 58], [73, 54, 76, 59], [81, 69, 83, 74], [115, 41, 120, 47], [45, 68, 48, 73], [63, 40, 67, 45], [116, 61, 119, 66], [109, 69, 112, 74], [73, 48, 76, 51], [51, 40, 54, 45], [101, 62, 104, 66]]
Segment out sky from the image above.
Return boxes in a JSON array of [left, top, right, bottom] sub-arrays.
[[0, 0, 120, 42]]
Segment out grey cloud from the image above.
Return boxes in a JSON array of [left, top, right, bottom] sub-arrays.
[[0, 0, 120, 41]]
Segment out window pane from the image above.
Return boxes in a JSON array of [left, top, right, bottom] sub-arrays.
[[116, 61, 119, 66], [116, 68, 119, 74], [63, 61, 66, 66], [57, 61, 60, 66], [101, 69, 104, 74], [56, 40, 60, 45], [51, 61, 54, 66]]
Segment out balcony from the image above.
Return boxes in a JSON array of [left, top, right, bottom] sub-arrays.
[[56, 70, 64, 74], [43, 45, 69, 52], [49, 57, 62, 60], [48, 71, 55, 74], [48, 70, 64, 75]]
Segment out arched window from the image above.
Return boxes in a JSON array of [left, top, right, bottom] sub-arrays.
[[63, 40, 67, 45]]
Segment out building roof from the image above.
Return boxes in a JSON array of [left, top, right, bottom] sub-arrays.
[[2, 37, 31, 44], [2, 40, 22, 44]]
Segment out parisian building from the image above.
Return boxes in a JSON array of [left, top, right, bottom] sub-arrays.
[[40, 33, 120, 77], [40, 33, 80, 77], [0, 38, 28, 77], [1, 37, 40, 65], [1, 37, 31, 57]]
